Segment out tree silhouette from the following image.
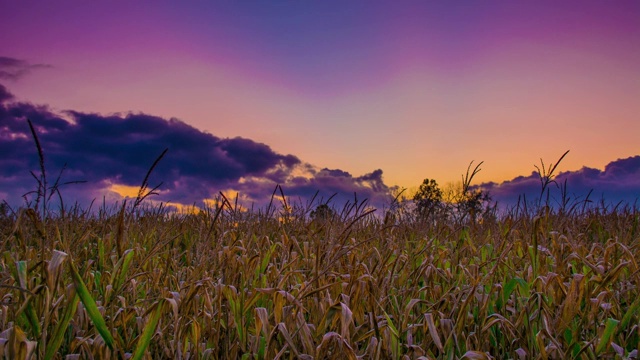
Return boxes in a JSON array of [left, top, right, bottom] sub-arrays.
[[413, 178, 443, 219], [310, 204, 336, 221], [414, 162, 495, 224], [456, 188, 493, 222]]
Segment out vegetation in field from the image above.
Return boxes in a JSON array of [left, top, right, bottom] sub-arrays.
[[0, 123, 638, 359], [1, 184, 639, 359]]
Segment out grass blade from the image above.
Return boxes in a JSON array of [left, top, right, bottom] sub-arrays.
[[68, 260, 114, 349], [619, 295, 640, 331], [111, 249, 135, 301], [132, 299, 166, 360], [44, 286, 79, 360], [595, 318, 619, 355], [14, 261, 41, 338]]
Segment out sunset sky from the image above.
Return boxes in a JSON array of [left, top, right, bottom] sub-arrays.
[[1, 1, 639, 209]]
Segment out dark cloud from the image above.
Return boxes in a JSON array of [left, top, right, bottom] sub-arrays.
[[319, 168, 352, 178], [479, 157, 640, 209], [0, 57, 52, 81], [0, 84, 14, 102], [251, 168, 392, 209], [0, 82, 394, 210]]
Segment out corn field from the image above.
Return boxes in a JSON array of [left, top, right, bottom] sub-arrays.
[[0, 199, 639, 359]]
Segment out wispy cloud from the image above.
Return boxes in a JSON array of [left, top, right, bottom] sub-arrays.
[[0, 82, 394, 210], [0, 56, 52, 81]]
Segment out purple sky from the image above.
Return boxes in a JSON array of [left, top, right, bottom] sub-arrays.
[[1, 1, 639, 210]]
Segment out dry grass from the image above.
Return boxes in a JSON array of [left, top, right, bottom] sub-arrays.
[[0, 197, 638, 359]]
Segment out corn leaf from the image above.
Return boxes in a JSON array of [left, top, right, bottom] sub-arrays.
[[132, 299, 166, 360], [68, 260, 114, 349], [44, 286, 79, 360]]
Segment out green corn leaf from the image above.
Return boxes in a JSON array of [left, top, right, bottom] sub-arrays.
[[112, 249, 135, 297], [98, 239, 105, 271], [259, 243, 277, 275], [45, 286, 79, 360], [15, 261, 41, 338], [68, 260, 114, 349], [595, 318, 619, 355], [132, 299, 166, 360], [381, 309, 400, 359], [619, 296, 640, 331], [222, 286, 245, 345], [503, 277, 527, 301]]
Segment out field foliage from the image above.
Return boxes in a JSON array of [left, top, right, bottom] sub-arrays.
[[0, 194, 639, 359]]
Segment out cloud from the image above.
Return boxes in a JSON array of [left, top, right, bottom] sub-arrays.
[[479, 156, 640, 209], [0, 57, 52, 81], [0, 84, 14, 102], [0, 82, 394, 211]]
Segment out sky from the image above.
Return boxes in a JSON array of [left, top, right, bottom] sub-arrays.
[[1, 1, 639, 210]]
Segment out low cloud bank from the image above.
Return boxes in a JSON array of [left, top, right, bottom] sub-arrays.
[[479, 156, 640, 210], [0, 82, 393, 211]]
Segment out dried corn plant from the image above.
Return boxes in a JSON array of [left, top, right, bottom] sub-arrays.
[[0, 194, 639, 359]]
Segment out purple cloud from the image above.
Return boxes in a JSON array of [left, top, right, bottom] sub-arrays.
[[0, 82, 394, 210], [0, 84, 14, 102], [479, 157, 640, 210]]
